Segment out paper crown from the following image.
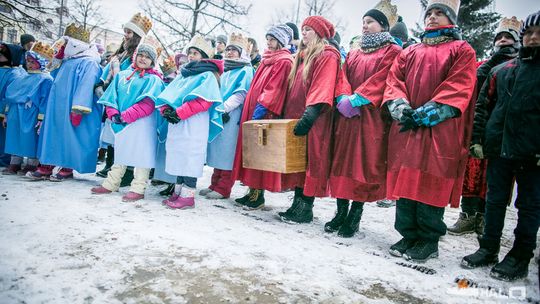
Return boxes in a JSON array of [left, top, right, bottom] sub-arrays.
[[496, 16, 522, 34], [30, 41, 54, 60], [374, 0, 399, 28], [160, 56, 177, 74], [227, 33, 249, 51], [426, 0, 460, 16], [185, 35, 214, 58], [124, 13, 152, 38], [64, 23, 90, 43]]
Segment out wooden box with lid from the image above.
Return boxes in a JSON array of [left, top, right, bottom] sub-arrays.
[[242, 119, 306, 173]]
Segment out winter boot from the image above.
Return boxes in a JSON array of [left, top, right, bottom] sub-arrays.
[[279, 195, 314, 224], [119, 167, 134, 187], [403, 240, 439, 262], [162, 184, 181, 205], [122, 191, 144, 202], [17, 165, 37, 176], [97, 148, 106, 163], [166, 186, 195, 209], [199, 188, 212, 196], [206, 190, 226, 200], [490, 254, 530, 282], [159, 183, 175, 196], [278, 187, 304, 218], [447, 212, 476, 235], [26, 165, 53, 180], [91, 185, 113, 194], [474, 212, 485, 236], [389, 238, 417, 257], [337, 202, 363, 238], [96, 146, 114, 178], [50, 168, 73, 181], [2, 164, 21, 175], [243, 189, 265, 210], [461, 247, 499, 269], [324, 199, 349, 233], [235, 188, 256, 206]]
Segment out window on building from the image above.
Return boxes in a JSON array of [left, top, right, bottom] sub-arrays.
[[46, 18, 54, 24], [30, 20, 41, 31], [7, 29, 17, 44]]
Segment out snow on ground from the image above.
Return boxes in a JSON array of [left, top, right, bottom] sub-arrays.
[[0, 166, 538, 304]]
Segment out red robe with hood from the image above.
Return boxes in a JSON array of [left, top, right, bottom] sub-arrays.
[[383, 39, 476, 208], [232, 49, 293, 190], [330, 44, 402, 202], [279, 45, 340, 197]]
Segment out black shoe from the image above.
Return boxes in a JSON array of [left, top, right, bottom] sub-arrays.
[[120, 168, 134, 187], [337, 202, 363, 238], [96, 146, 114, 178], [461, 247, 499, 269], [235, 188, 256, 206], [279, 195, 313, 224], [403, 240, 439, 262], [243, 190, 265, 210], [159, 183, 175, 196], [389, 238, 416, 257], [324, 199, 349, 233], [490, 254, 529, 281], [278, 187, 304, 218]]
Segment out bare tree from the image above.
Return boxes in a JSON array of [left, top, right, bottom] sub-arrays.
[[0, 0, 54, 30], [142, 0, 251, 52], [68, 0, 106, 32]]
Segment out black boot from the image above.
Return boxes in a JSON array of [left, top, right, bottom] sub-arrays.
[[389, 238, 417, 257], [235, 188, 256, 206], [403, 240, 439, 262], [243, 189, 265, 210], [461, 239, 499, 269], [490, 253, 530, 281], [159, 183, 175, 196], [96, 145, 114, 178], [279, 194, 314, 224], [324, 199, 349, 233], [337, 201, 363, 238], [120, 167, 134, 187], [278, 187, 304, 218]]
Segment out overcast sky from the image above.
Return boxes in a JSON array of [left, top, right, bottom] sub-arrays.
[[101, 0, 538, 52]]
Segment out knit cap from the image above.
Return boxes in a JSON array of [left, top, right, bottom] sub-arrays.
[[520, 10, 540, 41], [390, 16, 409, 42], [425, 0, 460, 25], [266, 24, 294, 48], [286, 22, 300, 40], [302, 16, 335, 40]]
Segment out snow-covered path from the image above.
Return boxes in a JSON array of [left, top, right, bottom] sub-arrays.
[[0, 167, 537, 303]]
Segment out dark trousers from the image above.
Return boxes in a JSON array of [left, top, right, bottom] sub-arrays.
[[461, 196, 486, 216], [482, 157, 540, 260], [176, 176, 197, 188], [395, 198, 447, 242]]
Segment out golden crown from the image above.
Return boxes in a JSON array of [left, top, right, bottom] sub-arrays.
[[185, 35, 214, 58], [497, 16, 522, 33], [64, 23, 90, 43], [374, 0, 399, 28], [126, 13, 152, 36], [227, 33, 249, 51], [427, 0, 460, 16], [161, 56, 177, 74], [31, 41, 54, 60]]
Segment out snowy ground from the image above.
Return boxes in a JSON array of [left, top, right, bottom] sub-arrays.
[[0, 166, 538, 304]]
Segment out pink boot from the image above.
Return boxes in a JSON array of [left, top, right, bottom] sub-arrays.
[[162, 184, 181, 205], [166, 186, 195, 209], [91, 186, 112, 194], [122, 191, 144, 202]]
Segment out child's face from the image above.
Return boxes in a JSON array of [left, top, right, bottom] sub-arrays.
[[26, 55, 41, 70], [136, 53, 152, 69], [187, 48, 203, 62]]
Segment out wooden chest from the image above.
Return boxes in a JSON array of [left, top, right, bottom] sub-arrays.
[[242, 119, 307, 173]]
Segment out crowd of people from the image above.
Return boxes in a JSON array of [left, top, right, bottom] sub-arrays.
[[0, 0, 539, 284]]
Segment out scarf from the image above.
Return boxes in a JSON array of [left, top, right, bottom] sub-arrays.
[[126, 63, 163, 81], [519, 46, 540, 62], [360, 32, 396, 53], [224, 59, 251, 72], [181, 60, 220, 78], [261, 49, 292, 65], [421, 25, 462, 45]]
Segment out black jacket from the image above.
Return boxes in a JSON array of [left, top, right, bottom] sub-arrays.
[[472, 47, 540, 160]]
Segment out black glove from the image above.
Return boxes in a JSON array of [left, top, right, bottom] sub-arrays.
[[222, 112, 230, 124], [111, 114, 125, 125], [293, 104, 323, 136], [398, 108, 419, 132], [163, 108, 181, 124]]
